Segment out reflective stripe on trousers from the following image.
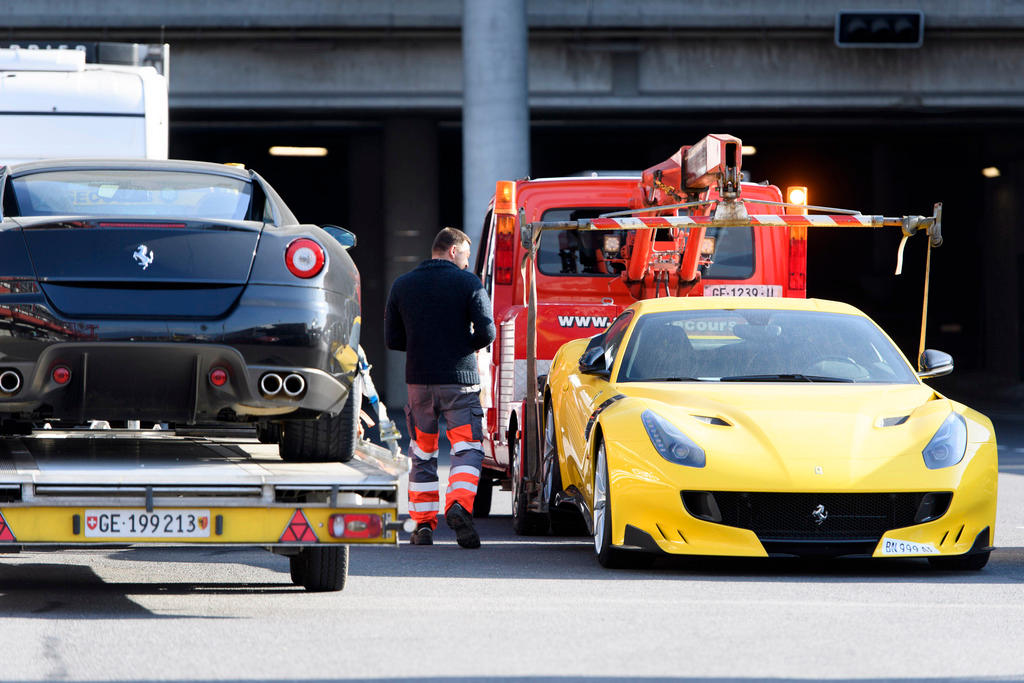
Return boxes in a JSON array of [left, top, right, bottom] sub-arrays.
[[406, 383, 485, 528]]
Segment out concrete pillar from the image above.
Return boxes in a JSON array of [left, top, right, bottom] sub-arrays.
[[462, 0, 530, 258], [982, 160, 1020, 380], [382, 118, 439, 408], [345, 131, 386, 374]]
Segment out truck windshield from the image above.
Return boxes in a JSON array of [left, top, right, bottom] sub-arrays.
[[10, 170, 253, 220], [617, 309, 918, 384], [537, 207, 754, 279]]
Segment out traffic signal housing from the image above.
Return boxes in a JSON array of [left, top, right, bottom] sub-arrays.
[[835, 10, 924, 48]]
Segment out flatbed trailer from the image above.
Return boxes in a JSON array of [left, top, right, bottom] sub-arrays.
[[0, 429, 408, 591]]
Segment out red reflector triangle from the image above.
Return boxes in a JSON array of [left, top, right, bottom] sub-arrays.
[[0, 511, 16, 542], [279, 509, 318, 543]]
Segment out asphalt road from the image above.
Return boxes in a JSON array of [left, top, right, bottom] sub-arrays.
[[2, 422, 1023, 683]]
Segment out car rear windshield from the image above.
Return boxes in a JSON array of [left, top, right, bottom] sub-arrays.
[[9, 170, 253, 220], [537, 207, 753, 279], [617, 309, 918, 383]]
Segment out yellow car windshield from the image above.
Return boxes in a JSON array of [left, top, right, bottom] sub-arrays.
[[616, 309, 918, 384]]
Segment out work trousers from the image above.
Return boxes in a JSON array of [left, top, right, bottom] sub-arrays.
[[405, 383, 485, 529]]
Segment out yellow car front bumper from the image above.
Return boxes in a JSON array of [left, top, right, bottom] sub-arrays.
[[606, 438, 997, 559]]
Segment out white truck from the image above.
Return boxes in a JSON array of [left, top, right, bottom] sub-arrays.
[[0, 41, 168, 164]]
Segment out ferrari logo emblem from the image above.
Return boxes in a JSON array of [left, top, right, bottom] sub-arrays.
[[811, 504, 828, 526], [133, 244, 154, 270]]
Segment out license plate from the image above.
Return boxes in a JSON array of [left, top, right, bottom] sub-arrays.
[[879, 536, 938, 556], [83, 509, 212, 538], [705, 284, 782, 297]]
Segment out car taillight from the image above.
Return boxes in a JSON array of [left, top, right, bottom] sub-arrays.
[[209, 367, 229, 387], [52, 365, 71, 385], [494, 214, 516, 285], [328, 513, 383, 539], [285, 239, 325, 278]]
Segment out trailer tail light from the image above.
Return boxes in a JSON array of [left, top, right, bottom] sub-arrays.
[[328, 513, 384, 539], [494, 214, 516, 285], [285, 239, 326, 278]]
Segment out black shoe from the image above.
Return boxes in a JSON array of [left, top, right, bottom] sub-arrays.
[[409, 523, 433, 546], [445, 503, 481, 549]]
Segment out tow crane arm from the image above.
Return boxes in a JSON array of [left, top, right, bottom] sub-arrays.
[[515, 203, 943, 515]]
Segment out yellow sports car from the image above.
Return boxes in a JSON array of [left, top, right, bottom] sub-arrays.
[[543, 297, 997, 569]]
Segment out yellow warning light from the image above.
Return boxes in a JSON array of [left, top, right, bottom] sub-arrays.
[[494, 180, 516, 215], [741, 145, 757, 156], [787, 186, 808, 206], [982, 166, 1001, 179]]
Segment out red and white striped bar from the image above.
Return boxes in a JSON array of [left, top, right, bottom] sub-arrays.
[[583, 215, 886, 230]]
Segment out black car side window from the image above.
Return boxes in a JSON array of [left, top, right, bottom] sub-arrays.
[[601, 310, 634, 368]]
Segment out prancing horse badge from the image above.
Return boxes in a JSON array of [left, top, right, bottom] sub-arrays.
[[133, 244, 154, 270]]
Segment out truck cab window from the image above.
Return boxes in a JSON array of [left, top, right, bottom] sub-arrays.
[[538, 207, 627, 277]]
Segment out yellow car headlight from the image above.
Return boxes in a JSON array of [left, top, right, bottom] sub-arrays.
[[641, 410, 705, 468], [922, 412, 967, 469]]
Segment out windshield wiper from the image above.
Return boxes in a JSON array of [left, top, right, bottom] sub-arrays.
[[637, 377, 708, 382], [719, 374, 854, 383]]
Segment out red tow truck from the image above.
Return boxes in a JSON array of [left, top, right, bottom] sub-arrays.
[[469, 134, 941, 533]]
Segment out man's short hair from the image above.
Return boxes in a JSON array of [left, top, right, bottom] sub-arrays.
[[432, 227, 471, 254]]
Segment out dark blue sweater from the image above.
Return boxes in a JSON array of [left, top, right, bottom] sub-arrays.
[[384, 259, 496, 385]]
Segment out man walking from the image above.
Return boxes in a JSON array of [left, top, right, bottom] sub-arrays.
[[385, 227, 496, 548]]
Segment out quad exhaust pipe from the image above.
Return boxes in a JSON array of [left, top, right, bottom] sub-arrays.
[[0, 369, 22, 395], [260, 372, 306, 398], [282, 373, 306, 397], [260, 372, 284, 397]]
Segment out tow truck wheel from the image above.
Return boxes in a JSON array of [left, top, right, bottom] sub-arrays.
[[511, 431, 549, 536], [544, 403, 587, 536], [473, 475, 493, 518], [292, 546, 349, 592], [280, 379, 361, 463]]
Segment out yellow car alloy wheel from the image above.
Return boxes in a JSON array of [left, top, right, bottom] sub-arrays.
[[593, 438, 610, 557]]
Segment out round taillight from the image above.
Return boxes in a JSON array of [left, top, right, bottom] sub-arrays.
[[285, 239, 325, 278], [52, 366, 71, 385], [209, 367, 228, 387]]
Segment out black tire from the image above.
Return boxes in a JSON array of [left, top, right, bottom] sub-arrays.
[[544, 403, 587, 536], [280, 379, 361, 463], [473, 474, 493, 518], [928, 550, 990, 571], [511, 431, 549, 536], [289, 554, 307, 585], [296, 546, 349, 592], [256, 422, 282, 445]]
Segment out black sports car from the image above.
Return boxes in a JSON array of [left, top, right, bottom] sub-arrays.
[[0, 159, 362, 461]]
